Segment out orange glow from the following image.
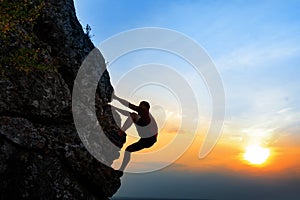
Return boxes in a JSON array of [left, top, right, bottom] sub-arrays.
[[171, 131, 300, 178], [115, 118, 300, 178]]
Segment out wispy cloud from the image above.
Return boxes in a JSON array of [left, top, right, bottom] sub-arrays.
[[216, 40, 300, 70]]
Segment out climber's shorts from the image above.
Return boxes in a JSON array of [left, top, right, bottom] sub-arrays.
[[125, 135, 157, 152]]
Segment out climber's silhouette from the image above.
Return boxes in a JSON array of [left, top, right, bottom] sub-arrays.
[[110, 94, 158, 172]]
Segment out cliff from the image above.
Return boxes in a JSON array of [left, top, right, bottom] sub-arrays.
[[0, 0, 125, 199]]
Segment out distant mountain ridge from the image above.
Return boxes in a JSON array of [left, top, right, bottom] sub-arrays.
[[112, 197, 214, 200]]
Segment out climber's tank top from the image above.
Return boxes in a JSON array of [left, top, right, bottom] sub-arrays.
[[134, 113, 158, 138]]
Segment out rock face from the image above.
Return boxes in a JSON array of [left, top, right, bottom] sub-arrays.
[[0, 0, 125, 199]]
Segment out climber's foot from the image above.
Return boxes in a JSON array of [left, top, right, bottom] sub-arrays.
[[118, 130, 126, 137]]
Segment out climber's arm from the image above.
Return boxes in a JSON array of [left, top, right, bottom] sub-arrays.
[[113, 94, 139, 112], [111, 105, 131, 116]]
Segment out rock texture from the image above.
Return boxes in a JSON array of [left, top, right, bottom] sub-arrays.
[[0, 0, 125, 199]]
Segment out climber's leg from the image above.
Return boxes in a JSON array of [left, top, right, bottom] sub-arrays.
[[118, 139, 145, 172]]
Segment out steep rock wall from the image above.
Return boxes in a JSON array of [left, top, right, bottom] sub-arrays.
[[0, 0, 124, 199]]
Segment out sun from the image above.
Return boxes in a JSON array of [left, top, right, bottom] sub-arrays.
[[244, 145, 270, 165]]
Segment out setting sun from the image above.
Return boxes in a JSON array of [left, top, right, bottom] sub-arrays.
[[244, 145, 270, 165]]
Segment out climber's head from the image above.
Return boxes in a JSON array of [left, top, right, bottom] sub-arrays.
[[139, 101, 150, 112]]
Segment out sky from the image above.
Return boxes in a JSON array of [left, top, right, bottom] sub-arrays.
[[74, 0, 300, 199]]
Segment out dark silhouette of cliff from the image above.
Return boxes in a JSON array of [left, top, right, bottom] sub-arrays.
[[0, 0, 125, 199]]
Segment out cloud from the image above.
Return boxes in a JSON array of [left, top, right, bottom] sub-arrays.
[[216, 41, 300, 70]]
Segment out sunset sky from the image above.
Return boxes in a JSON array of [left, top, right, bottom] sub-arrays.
[[74, 0, 300, 199]]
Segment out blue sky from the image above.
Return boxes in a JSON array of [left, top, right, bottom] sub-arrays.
[[74, 0, 300, 199], [74, 0, 300, 124]]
